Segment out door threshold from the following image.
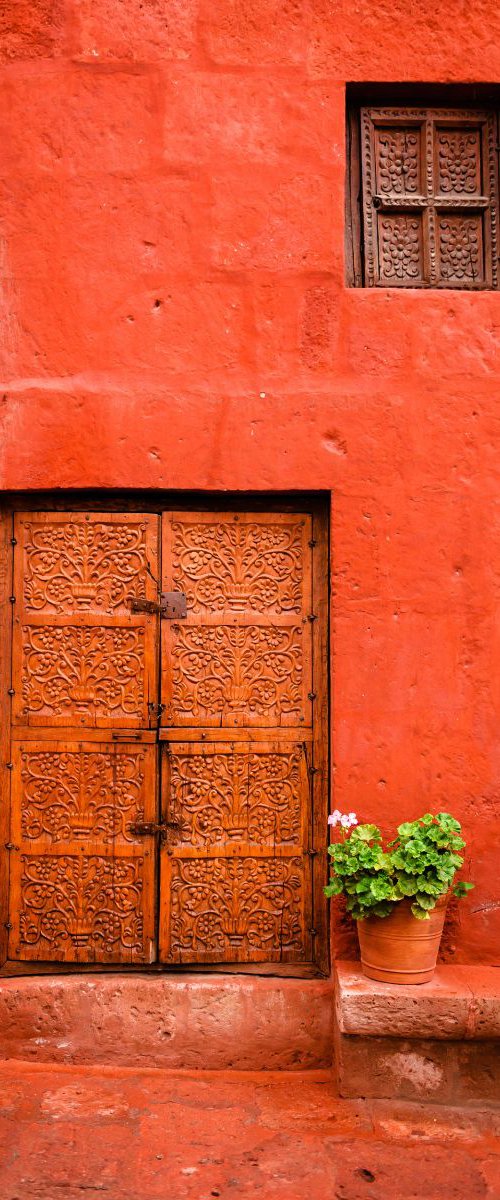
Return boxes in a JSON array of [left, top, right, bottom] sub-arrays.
[[0, 961, 326, 980]]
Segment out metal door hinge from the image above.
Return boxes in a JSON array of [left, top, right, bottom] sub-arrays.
[[129, 592, 187, 619]]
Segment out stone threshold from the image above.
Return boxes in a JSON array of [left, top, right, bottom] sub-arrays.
[[0, 972, 334, 1071]]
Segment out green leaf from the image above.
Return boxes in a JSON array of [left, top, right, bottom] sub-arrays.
[[369, 877, 392, 900], [436, 812, 462, 833], [352, 823, 381, 842], [453, 881, 474, 897], [324, 877, 343, 898], [415, 876, 443, 895], [372, 901, 395, 917], [395, 875, 418, 896], [413, 893, 438, 910], [410, 903, 431, 920]]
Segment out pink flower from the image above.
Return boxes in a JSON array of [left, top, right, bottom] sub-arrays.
[[328, 809, 342, 827], [348, 812, 358, 825]]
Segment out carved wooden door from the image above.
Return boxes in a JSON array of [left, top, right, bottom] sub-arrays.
[[158, 512, 321, 965], [8, 512, 160, 964]]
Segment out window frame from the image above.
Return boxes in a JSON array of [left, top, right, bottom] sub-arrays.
[[346, 91, 500, 291]]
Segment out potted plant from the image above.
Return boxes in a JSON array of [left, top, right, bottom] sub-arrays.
[[325, 811, 473, 984]]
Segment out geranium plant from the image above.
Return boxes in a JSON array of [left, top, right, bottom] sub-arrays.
[[325, 810, 473, 921]]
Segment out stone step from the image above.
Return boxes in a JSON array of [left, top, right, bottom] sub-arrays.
[[0, 973, 333, 1071], [334, 962, 500, 1107]]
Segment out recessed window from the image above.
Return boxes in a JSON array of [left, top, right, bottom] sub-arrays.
[[347, 92, 499, 290]]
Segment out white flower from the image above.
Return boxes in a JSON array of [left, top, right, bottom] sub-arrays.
[[329, 810, 358, 831]]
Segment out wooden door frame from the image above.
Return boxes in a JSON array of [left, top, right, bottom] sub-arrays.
[[0, 491, 330, 979]]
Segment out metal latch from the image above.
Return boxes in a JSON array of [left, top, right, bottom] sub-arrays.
[[129, 819, 180, 838], [129, 591, 187, 619]]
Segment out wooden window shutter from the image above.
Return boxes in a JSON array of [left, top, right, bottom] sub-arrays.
[[360, 107, 499, 289]]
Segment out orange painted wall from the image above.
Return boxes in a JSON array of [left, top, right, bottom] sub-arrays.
[[1, 1, 499, 962]]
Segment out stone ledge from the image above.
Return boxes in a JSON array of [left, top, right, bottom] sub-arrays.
[[335, 961, 500, 1041], [0, 974, 334, 1071]]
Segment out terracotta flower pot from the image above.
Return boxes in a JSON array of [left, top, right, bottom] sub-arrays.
[[356, 893, 448, 985]]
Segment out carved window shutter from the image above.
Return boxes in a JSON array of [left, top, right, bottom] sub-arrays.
[[361, 107, 499, 288]]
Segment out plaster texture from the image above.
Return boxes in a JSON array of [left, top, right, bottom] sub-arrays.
[[0, 1, 499, 967]]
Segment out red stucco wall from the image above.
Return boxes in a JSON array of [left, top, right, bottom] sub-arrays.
[[1, 1, 499, 963]]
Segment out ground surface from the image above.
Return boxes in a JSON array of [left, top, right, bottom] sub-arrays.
[[0, 1063, 498, 1200]]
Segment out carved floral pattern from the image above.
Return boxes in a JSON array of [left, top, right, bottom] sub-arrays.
[[171, 520, 303, 614], [20, 750, 146, 842], [439, 216, 482, 282], [18, 855, 145, 957], [363, 109, 497, 289], [438, 131, 479, 194], [169, 748, 302, 845], [22, 521, 150, 613], [21, 626, 145, 718], [170, 626, 303, 721], [168, 857, 304, 958], [376, 129, 419, 194], [380, 216, 421, 281]]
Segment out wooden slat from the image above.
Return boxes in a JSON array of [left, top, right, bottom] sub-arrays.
[[0, 509, 13, 967], [158, 727, 313, 743], [1, 960, 325, 979], [12, 728, 158, 743], [311, 507, 330, 976]]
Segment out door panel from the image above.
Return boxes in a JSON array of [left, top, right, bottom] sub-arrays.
[[8, 740, 157, 964], [159, 739, 311, 963], [161, 512, 312, 728], [159, 511, 315, 965], [8, 512, 160, 964], [12, 512, 159, 729]]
